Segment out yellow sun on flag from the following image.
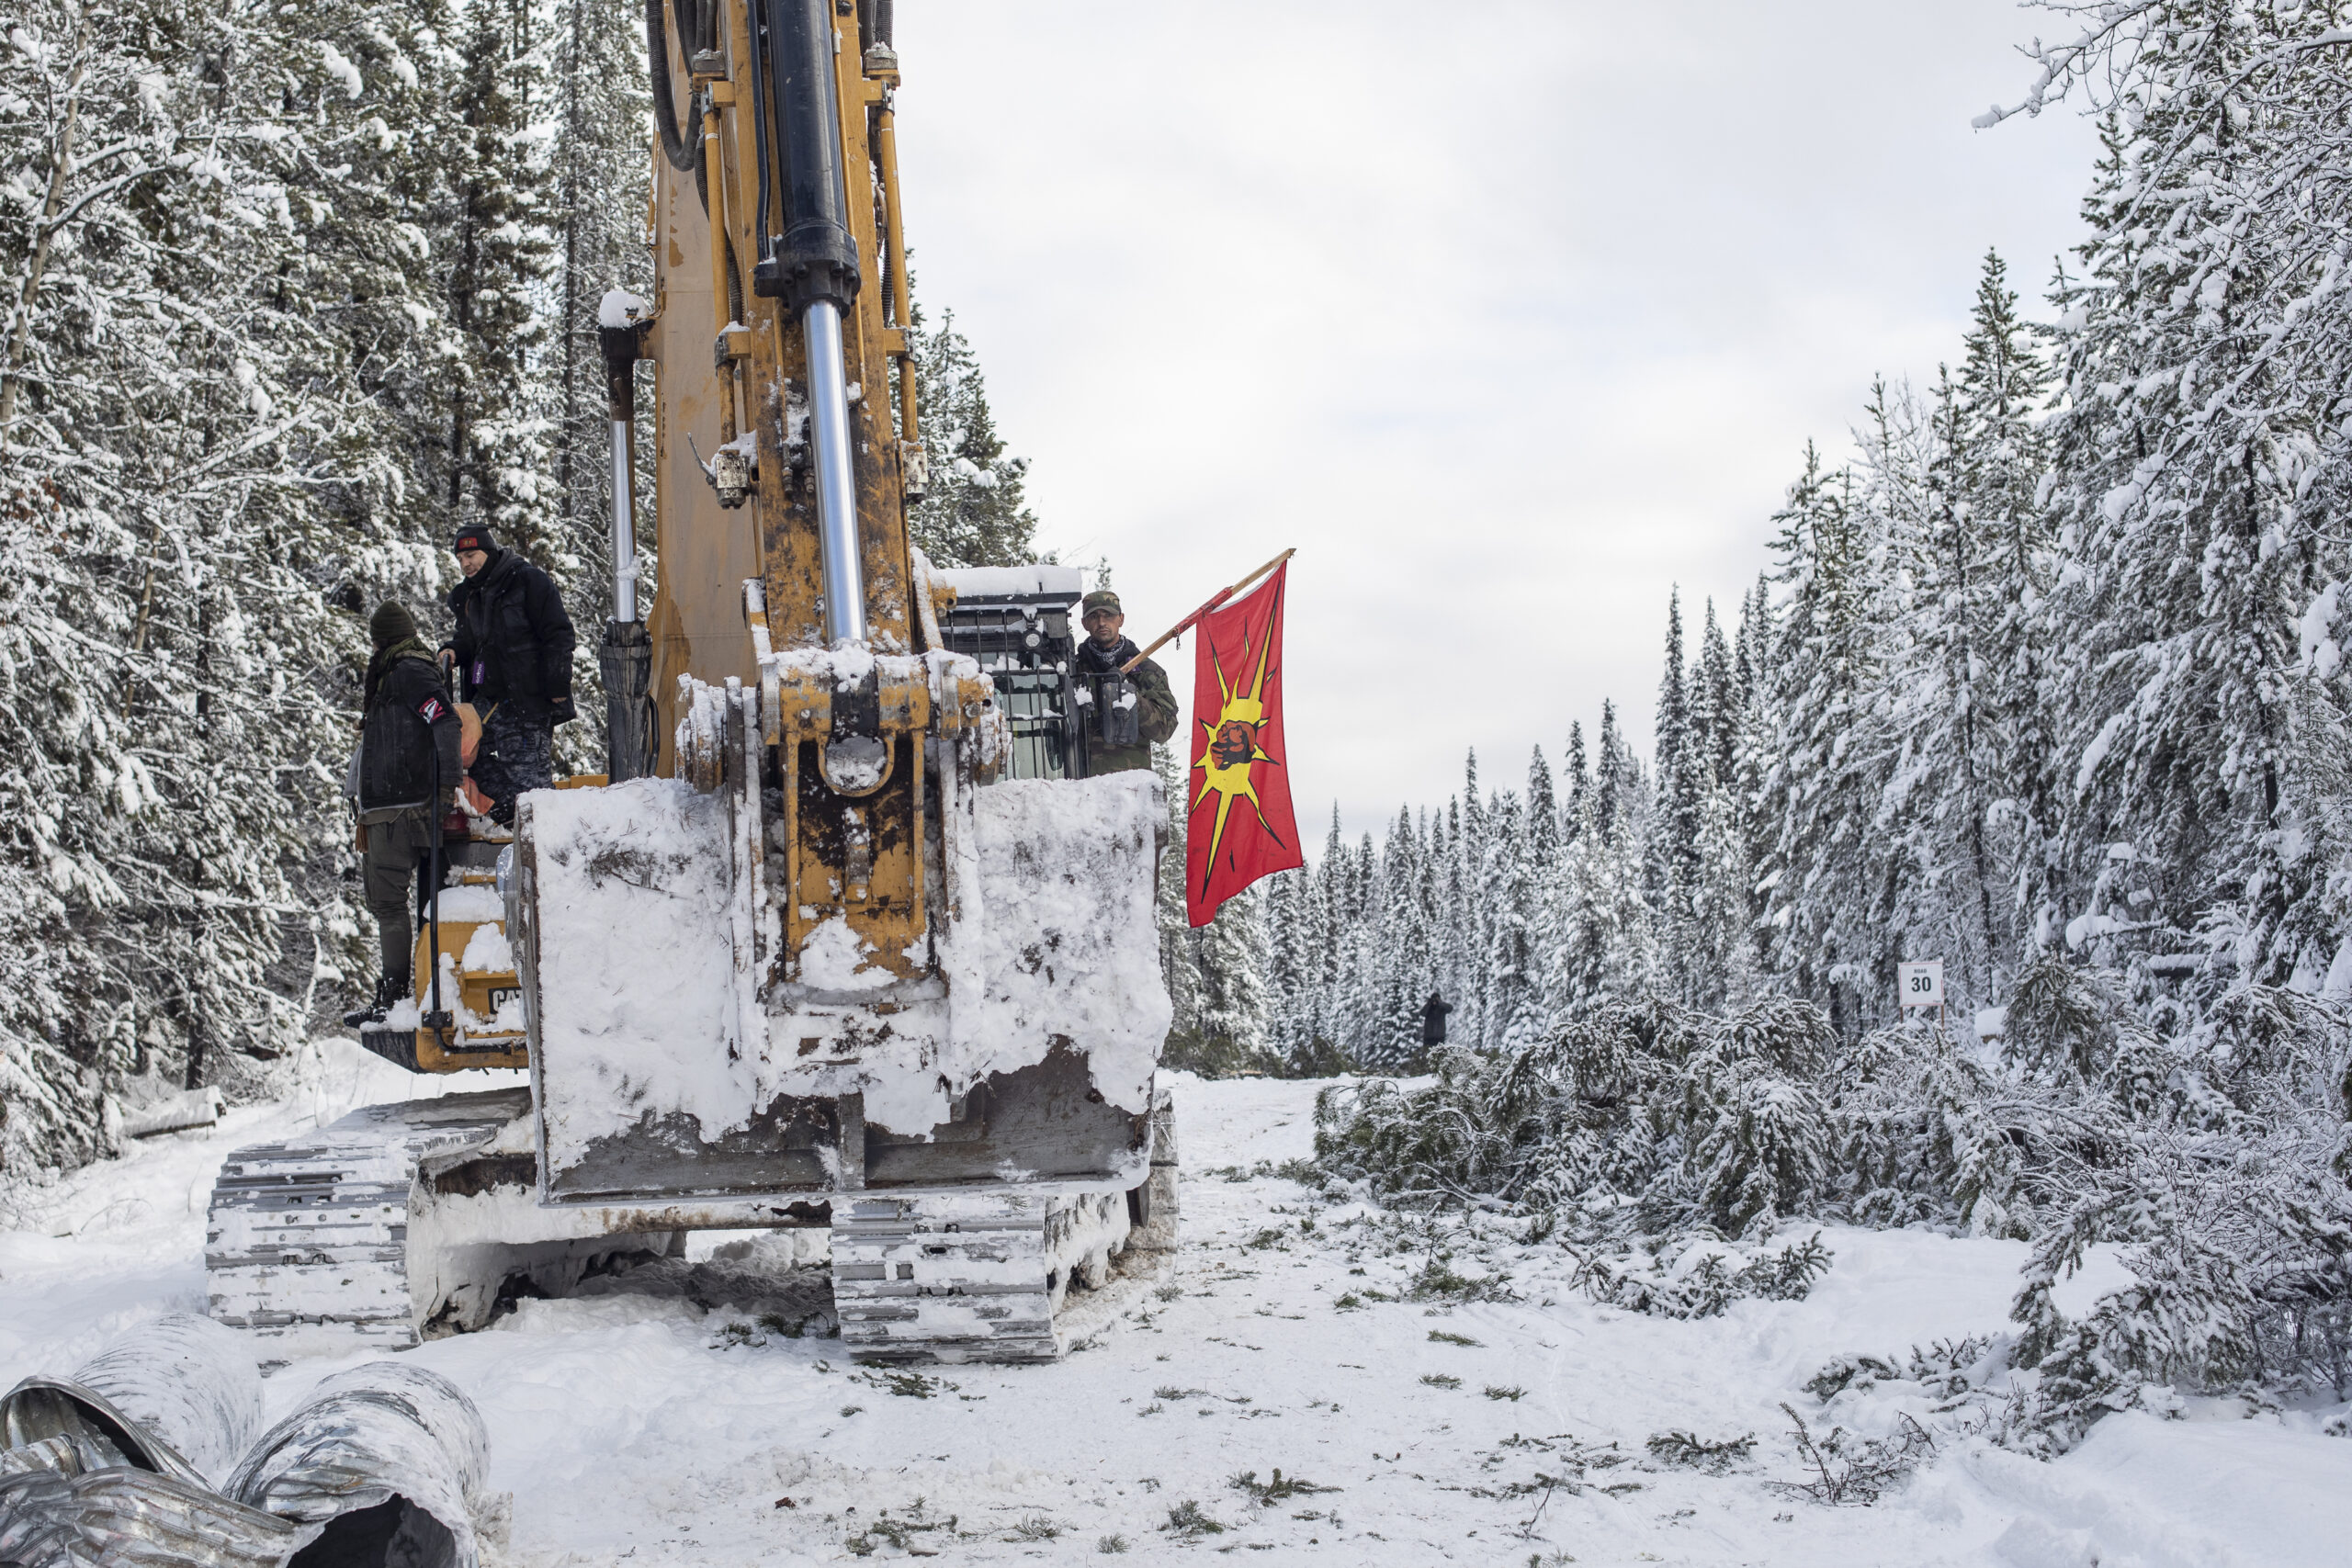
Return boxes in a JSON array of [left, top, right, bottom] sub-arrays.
[[1191, 623, 1283, 879]]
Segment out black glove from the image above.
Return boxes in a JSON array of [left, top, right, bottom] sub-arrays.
[[548, 693, 578, 726]]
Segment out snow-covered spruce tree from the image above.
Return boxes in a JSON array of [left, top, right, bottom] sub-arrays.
[[1686, 758, 1758, 1012], [1562, 721, 1589, 843], [1690, 600, 1736, 793], [1261, 866, 1306, 1065], [1430, 793, 1468, 1042], [0, 454, 119, 1174], [0, 4, 149, 1169], [1272, 862, 1347, 1076], [1366, 807, 1435, 1071], [1548, 780, 1654, 1019], [1645, 591, 1692, 926], [437, 0, 558, 552], [0, 0, 396, 1118], [1522, 746, 1563, 1010], [1951, 250, 2059, 972], [1678, 997, 1838, 1236], [1827, 1018, 2030, 1235], [1998, 1, 2349, 988], [1650, 597, 1758, 1011], [1857, 372, 1992, 1009], [1428, 799, 1458, 1020], [903, 300, 1040, 570], [1754, 446, 1892, 1037], [1732, 580, 1775, 894], [1591, 700, 1628, 844], [1996, 968, 2352, 1446], [1316, 814, 1367, 1060], [1453, 750, 1490, 1047], [1651, 591, 1758, 1010], [1481, 790, 1544, 1052], [285, 2, 477, 630], [1200, 884, 1272, 1066], [1313, 993, 1842, 1240], [1307, 807, 1349, 1066], [1335, 829, 1382, 1056]]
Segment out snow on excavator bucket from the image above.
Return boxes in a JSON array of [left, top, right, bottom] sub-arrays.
[[509, 705, 1170, 1205]]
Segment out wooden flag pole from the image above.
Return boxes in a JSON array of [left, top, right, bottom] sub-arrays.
[[1119, 547, 1295, 674]]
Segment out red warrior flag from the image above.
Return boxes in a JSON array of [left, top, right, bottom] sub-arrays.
[[1185, 562, 1302, 927]]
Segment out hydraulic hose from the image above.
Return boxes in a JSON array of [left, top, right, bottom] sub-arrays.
[[752, 0, 861, 313], [747, 0, 775, 269], [647, 0, 702, 174], [753, 0, 867, 644]]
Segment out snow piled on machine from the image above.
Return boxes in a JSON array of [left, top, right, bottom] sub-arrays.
[[522, 771, 1168, 1180], [523, 779, 739, 1167], [933, 563, 1083, 600], [945, 775, 1167, 1117]]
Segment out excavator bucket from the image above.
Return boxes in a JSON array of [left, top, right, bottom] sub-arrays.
[[514, 739, 1169, 1202]]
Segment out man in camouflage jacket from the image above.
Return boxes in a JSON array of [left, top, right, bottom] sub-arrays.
[[1072, 589, 1178, 774]]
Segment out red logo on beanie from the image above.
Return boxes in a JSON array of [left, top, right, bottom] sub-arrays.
[[455, 534, 484, 552]]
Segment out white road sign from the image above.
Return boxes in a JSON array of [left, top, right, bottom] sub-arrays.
[[1897, 960, 1945, 1010]]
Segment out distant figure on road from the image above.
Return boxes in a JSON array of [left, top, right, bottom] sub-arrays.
[[1421, 991, 1453, 1049]]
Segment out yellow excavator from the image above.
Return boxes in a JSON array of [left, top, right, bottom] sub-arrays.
[[206, 0, 1177, 1365]]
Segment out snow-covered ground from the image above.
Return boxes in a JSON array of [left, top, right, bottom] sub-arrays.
[[3, 1043, 2346, 1565]]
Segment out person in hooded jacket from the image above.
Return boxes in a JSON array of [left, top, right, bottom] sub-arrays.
[[346, 602, 463, 1026], [440, 525, 576, 825]]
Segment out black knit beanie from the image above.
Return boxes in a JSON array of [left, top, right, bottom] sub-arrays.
[[369, 601, 420, 651], [451, 525, 495, 555]]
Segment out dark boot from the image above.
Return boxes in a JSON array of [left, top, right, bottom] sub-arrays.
[[341, 973, 409, 1028]]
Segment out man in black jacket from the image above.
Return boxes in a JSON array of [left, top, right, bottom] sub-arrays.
[[441, 525, 576, 825], [346, 602, 464, 1026]]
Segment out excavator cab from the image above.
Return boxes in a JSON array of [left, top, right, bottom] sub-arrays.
[[933, 566, 1091, 781]]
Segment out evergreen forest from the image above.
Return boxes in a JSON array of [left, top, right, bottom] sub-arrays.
[[0, 0, 1035, 1172], [1173, 5, 2352, 1440]]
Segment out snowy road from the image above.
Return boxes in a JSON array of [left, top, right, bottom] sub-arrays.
[[2, 1044, 2345, 1565]]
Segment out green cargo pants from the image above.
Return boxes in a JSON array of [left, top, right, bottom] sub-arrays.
[[360, 810, 436, 984]]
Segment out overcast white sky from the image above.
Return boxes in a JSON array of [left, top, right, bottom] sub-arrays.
[[892, 0, 2099, 842]]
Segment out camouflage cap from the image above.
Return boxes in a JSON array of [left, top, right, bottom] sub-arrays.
[[1080, 590, 1123, 617]]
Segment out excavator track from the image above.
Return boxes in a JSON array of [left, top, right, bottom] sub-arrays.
[[205, 1091, 530, 1351], [208, 1087, 1177, 1363], [831, 1190, 1134, 1365], [831, 1193, 1063, 1364], [833, 1094, 1178, 1365]]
